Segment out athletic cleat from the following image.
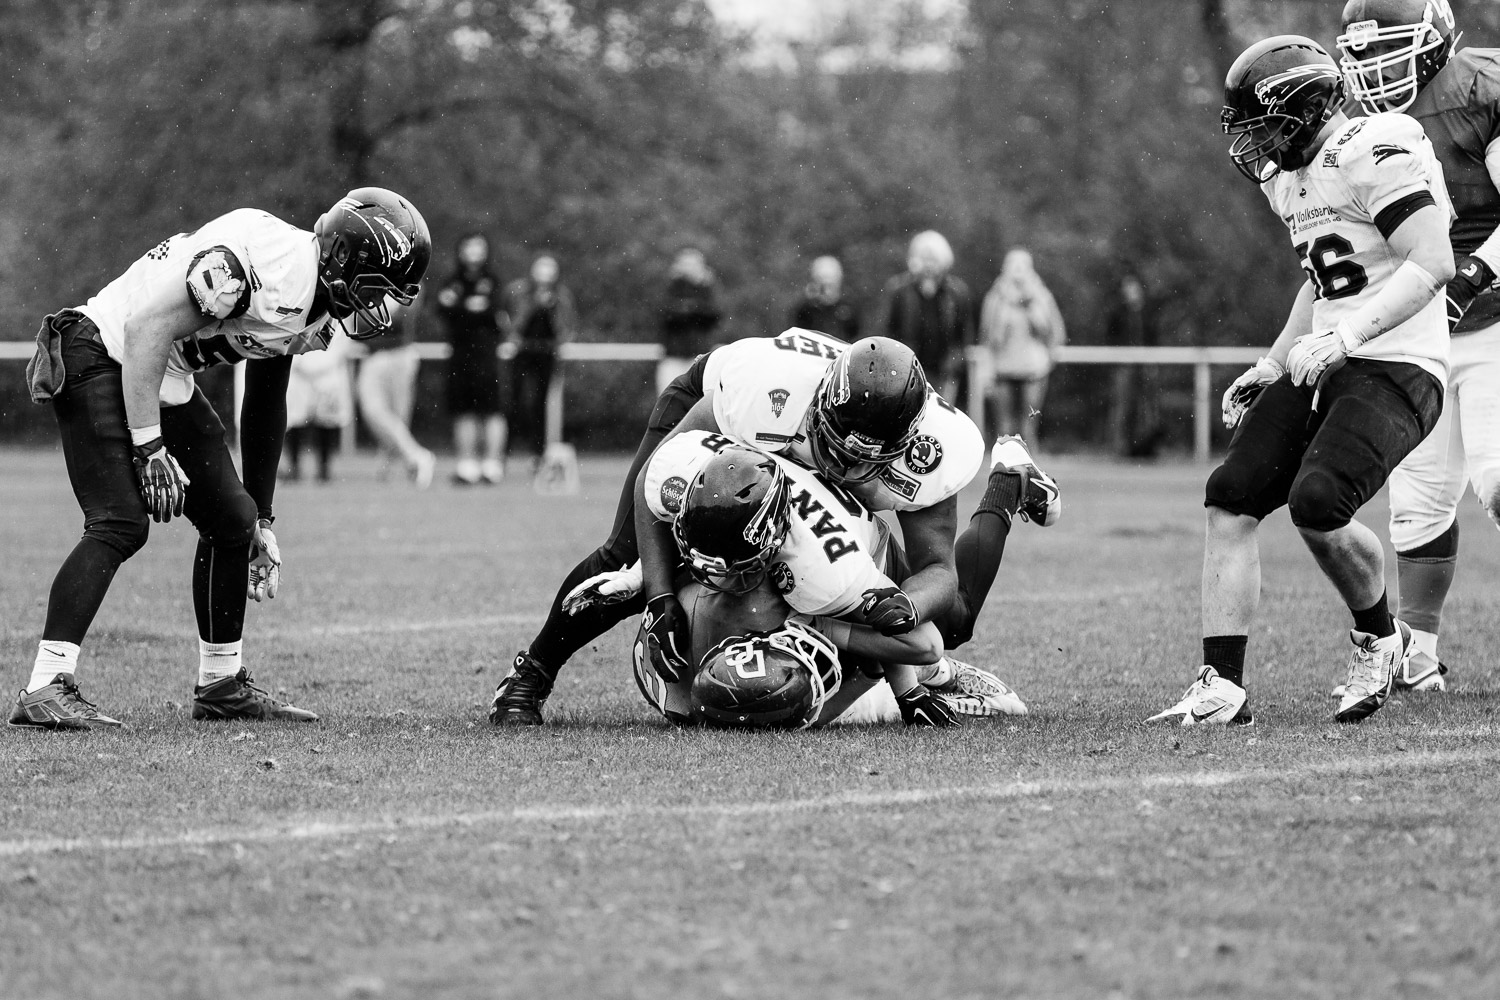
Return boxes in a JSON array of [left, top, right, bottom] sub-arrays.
[[989, 435, 1061, 526], [412, 449, 436, 491], [489, 651, 555, 726], [8, 674, 122, 730], [1331, 652, 1446, 699], [1334, 622, 1411, 724], [1144, 666, 1252, 726], [192, 668, 319, 721], [934, 658, 1027, 716]]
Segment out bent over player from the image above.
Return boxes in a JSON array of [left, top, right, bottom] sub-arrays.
[[11, 188, 430, 729], [1149, 35, 1453, 726], [1332, 0, 1498, 693]]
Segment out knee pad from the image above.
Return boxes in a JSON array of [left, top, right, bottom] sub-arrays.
[[1288, 470, 1352, 532], [1204, 461, 1261, 518], [87, 511, 150, 559], [195, 492, 257, 548]]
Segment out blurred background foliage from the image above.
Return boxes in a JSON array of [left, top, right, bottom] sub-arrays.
[[2, 0, 1497, 447]]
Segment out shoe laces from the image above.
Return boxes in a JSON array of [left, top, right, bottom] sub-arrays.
[[498, 658, 552, 704], [56, 677, 101, 716], [1346, 640, 1387, 691]]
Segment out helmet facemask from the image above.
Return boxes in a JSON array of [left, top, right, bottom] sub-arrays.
[[315, 189, 430, 341], [808, 353, 925, 484], [1223, 64, 1346, 182], [1337, 7, 1457, 113]]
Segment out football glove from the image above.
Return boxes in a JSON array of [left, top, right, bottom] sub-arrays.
[[1221, 356, 1285, 429], [640, 594, 692, 683], [1287, 325, 1357, 388], [895, 684, 962, 728], [247, 519, 281, 602], [562, 562, 643, 615], [131, 437, 190, 523], [859, 586, 919, 636], [1445, 255, 1496, 331]]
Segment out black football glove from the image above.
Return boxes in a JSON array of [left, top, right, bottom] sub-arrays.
[[895, 684, 962, 728], [131, 437, 190, 523], [859, 586, 919, 636], [1446, 255, 1496, 332], [641, 594, 692, 683]]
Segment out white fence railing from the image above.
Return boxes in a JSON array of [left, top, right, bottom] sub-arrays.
[[0, 341, 1262, 461]]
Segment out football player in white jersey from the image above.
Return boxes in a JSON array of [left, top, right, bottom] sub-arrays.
[[11, 188, 430, 729], [1148, 36, 1453, 728]]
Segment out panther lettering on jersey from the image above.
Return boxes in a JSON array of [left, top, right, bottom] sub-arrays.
[[787, 480, 865, 564]]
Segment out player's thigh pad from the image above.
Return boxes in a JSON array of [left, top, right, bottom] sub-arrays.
[[1288, 360, 1442, 533], [1204, 376, 1312, 520], [1451, 325, 1500, 525], [1387, 394, 1463, 551], [162, 389, 258, 547]]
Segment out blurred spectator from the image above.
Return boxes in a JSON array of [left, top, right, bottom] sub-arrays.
[[437, 233, 508, 485], [284, 332, 354, 483], [503, 254, 577, 470], [1105, 271, 1164, 459], [788, 255, 860, 340], [658, 247, 722, 394], [980, 248, 1066, 446], [873, 230, 974, 398], [356, 295, 436, 489]]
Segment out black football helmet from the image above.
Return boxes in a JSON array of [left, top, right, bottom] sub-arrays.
[[1338, 0, 1458, 113], [691, 620, 842, 730], [808, 337, 927, 484], [673, 446, 791, 595], [314, 187, 431, 340], [1222, 36, 1347, 183]]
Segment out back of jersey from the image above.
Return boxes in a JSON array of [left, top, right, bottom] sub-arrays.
[[705, 329, 847, 452]]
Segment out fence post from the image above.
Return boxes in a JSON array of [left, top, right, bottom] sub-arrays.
[[1194, 361, 1211, 463]]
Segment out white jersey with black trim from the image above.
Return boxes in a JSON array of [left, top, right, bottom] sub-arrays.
[[1263, 112, 1453, 384], [643, 430, 893, 618], [79, 208, 332, 406]]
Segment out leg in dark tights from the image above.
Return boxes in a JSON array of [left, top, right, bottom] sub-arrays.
[[934, 469, 1017, 649]]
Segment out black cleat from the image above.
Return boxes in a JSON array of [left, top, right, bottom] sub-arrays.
[[192, 668, 318, 721], [8, 674, 122, 730], [489, 652, 555, 726]]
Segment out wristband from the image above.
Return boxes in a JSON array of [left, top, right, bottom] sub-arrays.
[[130, 424, 162, 447]]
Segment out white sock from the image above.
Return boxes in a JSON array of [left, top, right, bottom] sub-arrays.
[[1411, 628, 1439, 663], [916, 656, 954, 688], [29, 641, 80, 693], [199, 640, 243, 685]]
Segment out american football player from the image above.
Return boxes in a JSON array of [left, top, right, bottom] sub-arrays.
[[12, 188, 430, 729], [1149, 35, 1453, 727], [1331, 0, 1498, 695]]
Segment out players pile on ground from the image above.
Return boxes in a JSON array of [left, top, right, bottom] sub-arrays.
[[8, 0, 1497, 734]]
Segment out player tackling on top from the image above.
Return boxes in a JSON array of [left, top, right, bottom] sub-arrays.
[[11, 188, 430, 729], [1149, 34, 1453, 726]]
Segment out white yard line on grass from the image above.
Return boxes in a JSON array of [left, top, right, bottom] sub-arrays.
[[2, 747, 1495, 858]]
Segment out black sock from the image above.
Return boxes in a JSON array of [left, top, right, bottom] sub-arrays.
[[1351, 591, 1394, 638], [977, 467, 1023, 525], [1203, 635, 1247, 688]]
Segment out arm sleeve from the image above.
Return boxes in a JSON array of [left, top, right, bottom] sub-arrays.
[[240, 355, 293, 520]]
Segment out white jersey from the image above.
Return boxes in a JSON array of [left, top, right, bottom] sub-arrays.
[[1263, 113, 1454, 385], [643, 430, 894, 618], [79, 209, 333, 406], [707, 329, 984, 512]]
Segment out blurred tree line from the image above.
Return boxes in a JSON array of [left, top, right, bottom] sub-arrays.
[[2, 0, 1497, 448]]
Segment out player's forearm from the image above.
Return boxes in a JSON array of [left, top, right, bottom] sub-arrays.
[[120, 321, 177, 435], [817, 617, 943, 664], [634, 471, 679, 598], [1329, 205, 1452, 347]]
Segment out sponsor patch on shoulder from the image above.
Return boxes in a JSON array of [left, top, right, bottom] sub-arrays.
[[768, 388, 790, 417], [904, 434, 943, 475], [660, 476, 689, 515], [770, 561, 795, 594], [755, 432, 794, 444], [879, 467, 919, 501]]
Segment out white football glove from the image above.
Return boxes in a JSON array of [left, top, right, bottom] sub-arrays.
[[1221, 356, 1284, 429], [1287, 324, 1359, 388], [248, 519, 281, 602], [562, 562, 643, 615]]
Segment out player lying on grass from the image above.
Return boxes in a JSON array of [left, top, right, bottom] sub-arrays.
[[1328, 0, 1499, 695], [492, 332, 1055, 725], [11, 188, 430, 730], [1149, 34, 1452, 727]]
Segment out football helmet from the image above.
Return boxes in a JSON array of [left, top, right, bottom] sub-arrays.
[[691, 620, 842, 729], [808, 337, 927, 484], [1338, 0, 1458, 113], [314, 187, 431, 340], [673, 446, 790, 595], [1222, 36, 1347, 183]]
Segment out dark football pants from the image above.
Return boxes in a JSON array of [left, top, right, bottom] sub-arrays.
[[525, 367, 706, 671], [1205, 359, 1442, 530], [43, 317, 258, 649], [878, 500, 1010, 652]]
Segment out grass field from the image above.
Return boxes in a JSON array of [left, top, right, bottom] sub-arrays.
[[3, 445, 1499, 1000]]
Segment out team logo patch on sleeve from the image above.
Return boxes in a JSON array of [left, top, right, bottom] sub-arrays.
[[768, 388, 790, 418], [1372, 144, 1409, 163], [660, 476, 689, 515], [771, 561, 795, 594], [879, 467, 920, 501], [904, 435, 943, 475]]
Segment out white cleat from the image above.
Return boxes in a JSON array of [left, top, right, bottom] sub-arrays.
[[411, 449, 436, 490], [934, 658, 1027, 717], [989, 435, 1061, 526], [1334, 622, 1411, 724], [1144, 666, 1251, 726], [1331, 649, 1446, 698]]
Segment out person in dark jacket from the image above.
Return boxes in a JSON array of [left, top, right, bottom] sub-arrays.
[[657, 247, 722, 393], [502, 254, 577, 469], [436, 233, 507, 484], [788, 255, 860, 341], [873, 231, 974, 399]]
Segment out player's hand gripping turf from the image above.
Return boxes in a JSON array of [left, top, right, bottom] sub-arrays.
[[859, 586, 919, 636], [247, 519, 281, 602], [1446, 255, 1496, 331], [1221, 356, 1285, 429], [562, 562, 643, 615], [896, 685, 962, 728], [131, 437, 191, 523], [1287, 326, 1356, 388], [641, 594, 691, 682]]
